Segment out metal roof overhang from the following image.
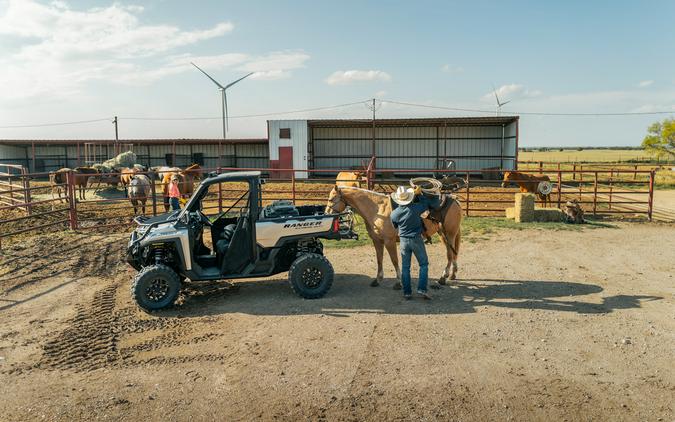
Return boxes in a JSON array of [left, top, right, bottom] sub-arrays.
[[0, 138, 269, 146], [307, 116, 519, 128]]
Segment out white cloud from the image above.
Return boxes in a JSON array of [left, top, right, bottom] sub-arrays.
[[325, 70, 391, 85], [637, 80, 654, 88], [482, 84, 542, 101], [0, 1, 307, 101], [441, 64, 463, 74]]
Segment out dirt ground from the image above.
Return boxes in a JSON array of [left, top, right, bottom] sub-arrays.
[[0, 223, 673, 421]]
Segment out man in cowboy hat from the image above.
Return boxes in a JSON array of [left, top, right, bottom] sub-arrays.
[[390, 185, 440, 300]]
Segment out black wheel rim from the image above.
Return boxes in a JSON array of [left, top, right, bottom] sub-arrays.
[[146, 278, 170, 302], [301, 267, 323, 289]]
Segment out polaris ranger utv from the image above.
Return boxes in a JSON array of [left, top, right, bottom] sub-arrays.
[[126, 171, 356, 311]]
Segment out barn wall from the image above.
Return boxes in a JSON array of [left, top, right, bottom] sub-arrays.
[[267, 120, 308, 178], [0, 145, 28, 168], [310, 122, 518, 174]]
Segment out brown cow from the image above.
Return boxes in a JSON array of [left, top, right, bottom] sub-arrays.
[[161, 164, 202, 211], [73, 167, 99, 200], [502, 171, 552, 207]]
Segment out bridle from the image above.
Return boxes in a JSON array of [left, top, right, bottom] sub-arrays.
[[327, 187, 347, 213]]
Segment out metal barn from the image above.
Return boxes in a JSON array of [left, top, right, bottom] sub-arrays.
[[0, 139, 269, 173], [268, 116, 519, 178]]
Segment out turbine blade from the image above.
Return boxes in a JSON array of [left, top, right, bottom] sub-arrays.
[[492, 83, 501, 105], [225, 72, 254, 89], [501, 100, 511, 106], [191, 62, 225, 89]]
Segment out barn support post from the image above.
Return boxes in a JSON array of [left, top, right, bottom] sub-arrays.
[[593, 171, 598, 215], [556, 170, 562, 209], [648, 170, 655, 221], [31, 141, 36, 173], [465, 171, 470, 217], [172, 141, 176, 167], [150, 178, 157, 216], [66, 171, 78, 230]]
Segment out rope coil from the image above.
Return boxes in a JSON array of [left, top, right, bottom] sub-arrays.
[[409, 177, 443, 195]]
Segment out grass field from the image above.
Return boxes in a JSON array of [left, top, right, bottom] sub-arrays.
[[518, 148, 661, 163]]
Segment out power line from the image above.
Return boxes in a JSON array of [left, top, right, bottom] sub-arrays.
[[0, 118, 111, 129], [120, 100, 371, 121], [383, 99, 675, 117]]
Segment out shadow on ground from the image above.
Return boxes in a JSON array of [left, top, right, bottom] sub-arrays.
[[166, 274, 662, 318]]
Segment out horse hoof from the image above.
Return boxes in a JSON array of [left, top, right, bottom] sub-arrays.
[[450, 274, 457, 280], [392, 282, 402, 290], [430, 283, 442, 290], [370, 279, 380, 287], [437, 279, 447, 286]]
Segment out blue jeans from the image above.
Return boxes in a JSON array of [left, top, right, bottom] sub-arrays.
[[170, 197, 180, 210], [400, 235, 429, 295]]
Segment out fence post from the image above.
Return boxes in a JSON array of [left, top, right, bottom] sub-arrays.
[[22, 168, 32, 215], [66, 171, 78, 230], [150, 178, 157, 216], [608, 170, 613, 210], [538, 161, 543, 174], [593, 171, 598, 215], [218, 167, 223, 213], [465, 171, 470, 217], [572, 164, 576, 180], [291, 172, 296, 203], [648, 170, 655, 221], [634, 165, 638, 181], [557, 170, 562, 209]]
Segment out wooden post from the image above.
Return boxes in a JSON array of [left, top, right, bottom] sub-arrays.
[[22, 167, 32, 215], [538, 161, 543, 174], [608, 170, 613, 210], [557, 170, 562, 209], [634, 165, 638, 181], [593, 171, 598, 215], [465, 171, 470, 217], [572, 164, 576, 180], [648, 170, 655, 221]]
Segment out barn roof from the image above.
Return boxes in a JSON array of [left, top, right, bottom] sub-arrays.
[[307, 116, 519, 128], [0, 138, 269, 146]]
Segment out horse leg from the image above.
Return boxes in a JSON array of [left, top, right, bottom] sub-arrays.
[[450, 230, 461, 280], [384, 240, 401, 289], [370, 238, 385, 287]]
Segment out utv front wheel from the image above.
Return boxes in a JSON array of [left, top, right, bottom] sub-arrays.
[[132, 264, 181, 311], [288, 253, 334, 299]]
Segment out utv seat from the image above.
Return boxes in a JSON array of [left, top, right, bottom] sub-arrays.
[[216, 224, 237, 257]]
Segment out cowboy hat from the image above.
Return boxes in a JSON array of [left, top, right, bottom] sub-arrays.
[[391, 186, 415, 205]]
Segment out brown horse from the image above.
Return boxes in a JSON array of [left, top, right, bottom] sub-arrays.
[[502, 171, 552, 207], [161, 164, 202, 211], [49, 168, 71, 204], [73, 167, 98, 200], [326, 186, 462, 287]]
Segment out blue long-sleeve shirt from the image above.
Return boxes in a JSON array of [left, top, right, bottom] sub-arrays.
[[391, 194, 440, 238]]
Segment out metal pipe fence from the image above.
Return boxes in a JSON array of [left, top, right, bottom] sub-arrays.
[[0, 164, 659, 249]]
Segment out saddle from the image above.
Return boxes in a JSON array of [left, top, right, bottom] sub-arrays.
[[424, 194, 458, 223]]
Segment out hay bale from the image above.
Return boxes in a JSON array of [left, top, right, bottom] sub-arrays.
[[113, 151, 137, 168], [533, 208, 564, 222], [514, 193, 535, 223], [505, 207, 516, 219]]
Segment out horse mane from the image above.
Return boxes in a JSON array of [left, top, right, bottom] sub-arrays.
[[338, 186, 388, 198]]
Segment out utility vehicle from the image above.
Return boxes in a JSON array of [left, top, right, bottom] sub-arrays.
[[126, 171, 356, 311]]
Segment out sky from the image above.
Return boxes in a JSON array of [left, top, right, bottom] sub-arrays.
[[0, 0, 674, 146]]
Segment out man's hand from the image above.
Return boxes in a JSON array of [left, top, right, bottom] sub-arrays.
[[414, 185, 422, 195]]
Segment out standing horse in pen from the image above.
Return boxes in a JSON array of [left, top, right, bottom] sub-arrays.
[[326, 186, 462, 287], [502, 171, 552, 207], [160, 164, 202, 211]]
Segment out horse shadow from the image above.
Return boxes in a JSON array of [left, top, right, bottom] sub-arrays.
[[164, 274, 662, 318]]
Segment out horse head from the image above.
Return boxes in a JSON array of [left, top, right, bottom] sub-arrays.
[[501, 171, 515, 188], [325, 185, 347, 214]]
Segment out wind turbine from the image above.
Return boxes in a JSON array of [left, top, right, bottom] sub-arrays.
[[191, 62, 254, 140], [492, 84, 511, 116]]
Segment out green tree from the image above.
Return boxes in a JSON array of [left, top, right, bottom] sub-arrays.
[[642, 118, 675, 159]]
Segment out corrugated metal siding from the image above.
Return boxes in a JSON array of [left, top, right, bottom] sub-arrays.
[[0, 144, 27, 160], [309, 122, 517, 173]]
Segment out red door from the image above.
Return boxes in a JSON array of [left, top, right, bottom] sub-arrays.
[[278, 146, 293, 179]]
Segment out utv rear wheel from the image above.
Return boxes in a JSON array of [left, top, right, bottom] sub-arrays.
[[132, 264, 181, 311], [288, 253, 334, 299]]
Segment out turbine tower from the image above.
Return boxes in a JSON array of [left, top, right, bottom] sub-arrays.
[[191, 62, 253, 140]]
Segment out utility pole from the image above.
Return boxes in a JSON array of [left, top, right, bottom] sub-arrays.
[[112, 116, 119, 155], [366, 98, 380, 165]]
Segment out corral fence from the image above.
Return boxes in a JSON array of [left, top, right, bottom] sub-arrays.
[[0, 163, 658, 249]]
